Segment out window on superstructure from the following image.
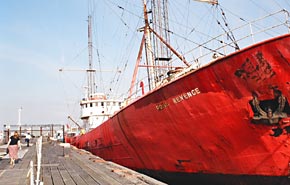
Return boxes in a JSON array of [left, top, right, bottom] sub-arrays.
[[101, 102, 104, 106], [90, 103, 93, 107], [107, 102, 110, 106], [119, 102, 122, 106], [113, 102, 116, 106]]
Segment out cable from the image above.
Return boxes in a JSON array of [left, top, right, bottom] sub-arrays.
[[271, 0, 284, 10], [284, 0, 290, 8]]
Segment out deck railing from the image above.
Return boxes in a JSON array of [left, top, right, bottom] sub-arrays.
[[183, 9, 290, 67], [27, 136, 43, 185]]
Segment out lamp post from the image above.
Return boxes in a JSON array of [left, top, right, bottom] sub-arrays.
[[17, 107, 23, 129]]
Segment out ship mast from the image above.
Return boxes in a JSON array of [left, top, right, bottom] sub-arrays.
[[143, 0, 156, 90], [142, 0, 190, 91], [87, 14, 96, 98], [151, 0, 171, 81]]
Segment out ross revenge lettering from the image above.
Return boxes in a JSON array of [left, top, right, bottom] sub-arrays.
[[156, 102, 169, 111], [155, 87, 201, 111], [172, 88, 201, 104]]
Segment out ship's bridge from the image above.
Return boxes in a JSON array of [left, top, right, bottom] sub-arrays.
[[80, 93, 123, 129]]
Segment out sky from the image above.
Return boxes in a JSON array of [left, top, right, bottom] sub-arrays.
[[0, 0, 290, 128], [0, 1, 89, 127]]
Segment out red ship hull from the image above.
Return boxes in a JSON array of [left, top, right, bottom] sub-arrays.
[[69, 34, 290, 185]]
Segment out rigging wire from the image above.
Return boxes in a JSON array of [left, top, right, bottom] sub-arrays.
[[103, 0, 133, 96], [88, 0, 104, 94], [58, 68, 87, 119], [86, 0, 125, 95], [218, 5, 247, 22], [88, 0, 133, 95], [63, 47, 88, 67], [249, 0, 272, 14], [248, 0, 289, 21], [149, 17, 226, 57], [104, 0, 135, 30], [169, 0, 229, 57], [170, 13, 236, 50], [284, 0, 290, 8], [219, 5, 289, 40], [96, 47, 104, 93], [186, 4, 216, 39], [194, 3, 224, 51], [101, 0, 146, 97], [271, 0, 284, 10], [84, 0, 289, 99], [151, 0, 242, 65], [249, 0, 288, 19], [216, 5, 240, 50]]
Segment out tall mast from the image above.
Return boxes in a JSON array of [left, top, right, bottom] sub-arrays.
[[151, 0, 171, 79], [143, 0, 156, 90], [87, 15, 96, 98], [141, 0, 190, 92]]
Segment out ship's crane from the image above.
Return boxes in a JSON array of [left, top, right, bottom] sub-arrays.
[[67, 116, 81, 129]]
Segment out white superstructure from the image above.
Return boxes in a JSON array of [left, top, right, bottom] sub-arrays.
[[80, 93, 123, 130]]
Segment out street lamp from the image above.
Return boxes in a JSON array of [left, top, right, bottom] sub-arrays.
[[17, 107, 23, 127]]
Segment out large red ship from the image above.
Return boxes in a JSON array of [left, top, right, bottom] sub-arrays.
[[67, 1, 290, 184]]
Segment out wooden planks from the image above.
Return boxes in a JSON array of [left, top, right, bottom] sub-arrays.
[[67, 146, 167, 185], [0, 140, 167, 185], [0, 143, 36, 185]]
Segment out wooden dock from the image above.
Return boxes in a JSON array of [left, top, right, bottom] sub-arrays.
[[0, 139, 167, 185]]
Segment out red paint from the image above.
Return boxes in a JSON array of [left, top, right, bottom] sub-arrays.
[[68, 34, 290, 183], [140, 81, 145, 95]]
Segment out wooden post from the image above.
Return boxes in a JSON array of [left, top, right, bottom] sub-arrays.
[[40, 126, 42, 136], [62, 125, 65, 143], [52, 124, 54, 138], [19, 126, 22, 137], [7, 129, 10, 143], [49, 125, 51, 137]]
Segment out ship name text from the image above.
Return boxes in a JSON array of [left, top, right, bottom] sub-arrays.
[[156, 102, 169, 111], [172, 88, 201, 104], [155, 87, 201, 111]]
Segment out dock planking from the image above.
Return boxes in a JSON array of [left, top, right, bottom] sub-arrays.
[[0, 139, 167, 185], [0, 144, 33, 185]]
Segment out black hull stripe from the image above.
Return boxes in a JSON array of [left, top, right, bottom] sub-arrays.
[[138, 170, 289, 185]]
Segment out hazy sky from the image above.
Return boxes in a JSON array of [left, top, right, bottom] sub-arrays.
[[0, 1, 89, 127], [1, 0, 289, 128]]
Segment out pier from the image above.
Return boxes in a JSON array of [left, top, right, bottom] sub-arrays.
[[0, 137, 167, 185]]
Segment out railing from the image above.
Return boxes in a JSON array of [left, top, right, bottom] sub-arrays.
[[183, 9, 290, 67], [122, 76, 150, 105], [27, 136, 43, 185]]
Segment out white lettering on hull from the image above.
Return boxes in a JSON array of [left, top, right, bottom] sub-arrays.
[[172, 88, 201, 104], [156, 88, 201, 111]]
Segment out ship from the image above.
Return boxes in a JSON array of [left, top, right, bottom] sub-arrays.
[[67, 1, 290, 185]]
